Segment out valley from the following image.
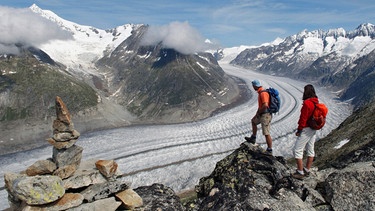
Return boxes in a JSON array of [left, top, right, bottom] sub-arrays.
[[0, 63, 352, 209]]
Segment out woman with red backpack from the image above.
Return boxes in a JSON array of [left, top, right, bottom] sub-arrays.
[[292, 84, 319, 180]]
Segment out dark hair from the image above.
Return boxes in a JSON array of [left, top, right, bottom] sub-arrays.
[[302, 84, 317, 100]]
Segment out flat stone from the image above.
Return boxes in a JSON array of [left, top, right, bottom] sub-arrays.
[[81, 179, 130, 202], [26, 159, 57, 176], [47, 137, 78, 149], [115, 189, 143, 210], [67, 197, 121, 211]]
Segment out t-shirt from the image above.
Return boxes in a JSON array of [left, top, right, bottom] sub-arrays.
[[257, 87, 269, 108]]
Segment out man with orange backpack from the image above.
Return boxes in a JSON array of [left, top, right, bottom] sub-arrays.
[[292, 84, 328, 180]]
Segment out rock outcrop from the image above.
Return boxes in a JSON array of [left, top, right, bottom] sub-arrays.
[[189, 142, 375, 210]]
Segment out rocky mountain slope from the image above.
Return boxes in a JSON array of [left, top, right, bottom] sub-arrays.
[[0, 5, 240, 154], [96, 25, 239, 123], [230, 23, 375, 108], [314, 102, 375, 170]]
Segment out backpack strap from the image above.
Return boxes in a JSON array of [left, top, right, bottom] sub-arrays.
[[310, 102, 316, 120], [259, 89, 270, 113]]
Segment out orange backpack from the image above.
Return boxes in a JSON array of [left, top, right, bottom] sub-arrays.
[[307, 102, 328, 130]]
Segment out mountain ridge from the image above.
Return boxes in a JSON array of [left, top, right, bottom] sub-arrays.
[[0, 5, 242, 154], [228, 22, 375, 108]]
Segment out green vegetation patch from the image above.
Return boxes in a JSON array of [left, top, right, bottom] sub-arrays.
[[0, 57, 98, 122]]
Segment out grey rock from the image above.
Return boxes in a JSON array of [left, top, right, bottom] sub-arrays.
[[3, 172, 24, 208], [81, 179, 130, 202], [134, 183, 184, 211], [53, 119, 75, 133], [324, 162, 375, 211], [63, 159, 108, 190], [53, 164, 77, 179], [66, 197, 121, 211], [53, 144, 83, 168], [13, 175, 65, 205]]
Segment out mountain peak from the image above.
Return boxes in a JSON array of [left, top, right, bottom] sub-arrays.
[[29, 4, 41, 11], [349, 23, 375, 38]]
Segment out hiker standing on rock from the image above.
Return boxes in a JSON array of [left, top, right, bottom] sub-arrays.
[[292, 84, 318, 180], [244, 79, 273, 154]]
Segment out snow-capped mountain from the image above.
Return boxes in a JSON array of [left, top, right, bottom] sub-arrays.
[[0, 4, 241, 152], [230, 23, 375, 74], [28, 4, 239, 121], [30, 4, 137, 76], [227, 23, 375, 108]]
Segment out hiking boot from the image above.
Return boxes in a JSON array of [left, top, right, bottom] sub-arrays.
[[265, 148, 273, 156], [303, 168, 310, 177], [244, 135, 256, 144], [292, 171, 305, 180]]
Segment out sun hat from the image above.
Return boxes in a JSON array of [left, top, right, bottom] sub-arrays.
[[252, 79, 261, 87]]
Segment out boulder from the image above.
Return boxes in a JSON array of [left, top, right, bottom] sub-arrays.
[[324, 162, 375, 211], [12, 175, 65, 205]]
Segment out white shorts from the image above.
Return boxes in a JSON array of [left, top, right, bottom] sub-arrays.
[[293, 127, 317, 159]]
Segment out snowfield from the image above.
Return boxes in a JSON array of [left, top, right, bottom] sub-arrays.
[[0, 63, 352, 209]]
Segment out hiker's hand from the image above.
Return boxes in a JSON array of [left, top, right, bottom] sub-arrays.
[[295, 130, 302, 136]]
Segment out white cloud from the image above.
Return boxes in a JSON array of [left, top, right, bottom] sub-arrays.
[[140, 21, 217, 55], [0, 6, 72, 54]]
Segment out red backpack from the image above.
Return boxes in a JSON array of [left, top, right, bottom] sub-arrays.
[[307, 102, 328, 130]]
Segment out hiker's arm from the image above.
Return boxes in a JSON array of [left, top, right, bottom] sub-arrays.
[[256, 103, 269, 116]]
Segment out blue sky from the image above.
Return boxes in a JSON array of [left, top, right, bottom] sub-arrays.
[[1, 0, 374, 47]]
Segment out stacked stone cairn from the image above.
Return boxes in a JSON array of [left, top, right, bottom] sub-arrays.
[[4, 96, 143, 210]]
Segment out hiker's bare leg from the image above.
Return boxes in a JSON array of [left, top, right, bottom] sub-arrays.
[[305, 156, 314, 170], [251, 119, 257, 136], [296, 158, 303, 171], [265, 134, 272, 149]]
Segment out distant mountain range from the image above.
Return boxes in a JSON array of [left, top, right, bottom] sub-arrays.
[[222, 23, 375, 109]]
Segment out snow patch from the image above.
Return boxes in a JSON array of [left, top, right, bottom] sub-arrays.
[[334, 139, 350, 149]]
